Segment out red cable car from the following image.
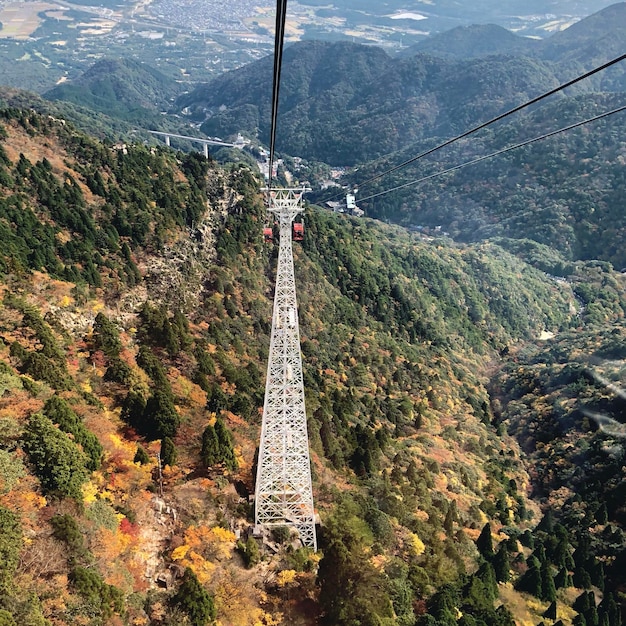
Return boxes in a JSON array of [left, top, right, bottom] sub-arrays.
[[263, 227, 273, 243], [293, 222, 304, 242]]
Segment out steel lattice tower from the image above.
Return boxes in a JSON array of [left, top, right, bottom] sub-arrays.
[[254, 188, 316, 550]]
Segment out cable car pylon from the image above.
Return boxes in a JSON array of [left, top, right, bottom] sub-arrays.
[[254, 186, 316, 550]]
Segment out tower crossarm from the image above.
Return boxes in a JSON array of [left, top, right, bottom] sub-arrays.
[[254, 187, 316, 550]]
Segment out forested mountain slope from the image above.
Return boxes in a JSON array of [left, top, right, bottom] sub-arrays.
[[0, 108, 625, 626], [175, 4, 626, 166], [345, 92, 626, 269], [45, 59, 184, 124]]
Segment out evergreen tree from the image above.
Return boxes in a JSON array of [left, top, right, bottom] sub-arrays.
[[134, 445, 150, 465], [144, 388, 180, 439], [43, 395, 102, 471], [236, 536, 260, 568], [318, 518, 395, 626], [0, 505, 21, 593], [0, 610, 16, 626], [573, 591, 592, 613], [573, 533, 591, 568], [594, 503, 608, 525], [543, 601, 557, 621], [493, 543, 510, 583], [540, 561, 556, 602], [201, 423, 220, 468], [443, 502, 456, 534], [515, 557, 542, 598], [121, 389, 148, 432], [172, 567, 216, 626], [476, 561, 498, 602], [573, 565, 592, 589], [536, 509, 555, 534], [214, 418, 237, 470], [22, 413, 88, 500], [554, 566, 572, 589], [533, 543, 547, 564], [584, 605, 599, 626], [598, 592, 621, 626], [201, 418, 237, 470], [520, 529, 534, 549], [591, 560, 605, 592], [92, 312, 122, 358], [476, 523, 494, 559], [160, 437, 177, 467]]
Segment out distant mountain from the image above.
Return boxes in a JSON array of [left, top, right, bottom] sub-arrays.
[[397, 24, 538, 60], [177, 4, 626, 165], [177, 40, 562, 164], [539, 2, 626, 61], [45, 58, 183, 122], [536, 2, 626, 91]]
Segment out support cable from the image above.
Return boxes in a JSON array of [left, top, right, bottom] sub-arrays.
[[358, 103, 626, 202], [323, 52, 626, 202], [268, 0, 288, 189]]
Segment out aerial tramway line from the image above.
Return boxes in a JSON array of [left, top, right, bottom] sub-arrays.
[[253, 0, 626, 550], [253, 0, 316, 550]]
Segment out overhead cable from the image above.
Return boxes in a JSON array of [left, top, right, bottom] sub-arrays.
[[268, 0, 288, 189], [358, 103, 626, 202], [326, 52, 626, 201]]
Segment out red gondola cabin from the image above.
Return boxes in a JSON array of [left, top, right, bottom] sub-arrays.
[[293, 222, 304, 241], [263, 227, 273, 243]]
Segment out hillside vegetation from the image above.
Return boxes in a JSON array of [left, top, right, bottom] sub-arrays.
[[0, 108, 625, 626], [166, 5, 626, 272], [45, 59, 184, 125], [176, 4, 626, 166], [345, 93, 626, 269]]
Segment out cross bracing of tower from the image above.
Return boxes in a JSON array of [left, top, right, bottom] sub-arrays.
[[254, 187, 317, 551]]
